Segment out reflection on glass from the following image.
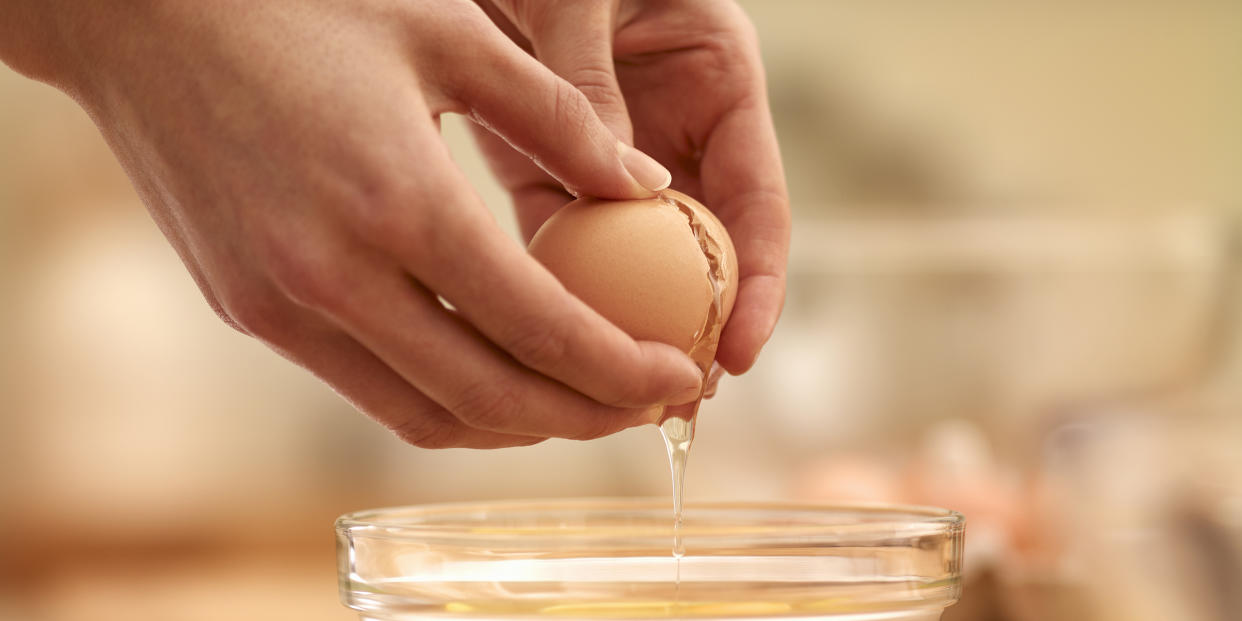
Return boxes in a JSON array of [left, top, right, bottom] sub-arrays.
[[336, 500, 964, 620]]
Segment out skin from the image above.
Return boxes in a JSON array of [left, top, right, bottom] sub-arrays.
[[0, 0, 790, 448], [476, 0, 790, 375]]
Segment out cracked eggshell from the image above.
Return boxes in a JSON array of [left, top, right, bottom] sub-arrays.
[[527, 190, 738, 354]]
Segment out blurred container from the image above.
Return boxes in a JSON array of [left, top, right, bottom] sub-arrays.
[[771, 209, 1231, 441], [336, 500, 964, 621], [770, 208, 1241, 621]]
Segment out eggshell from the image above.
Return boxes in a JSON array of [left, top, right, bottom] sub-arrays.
[[528, 191, 737, 356]]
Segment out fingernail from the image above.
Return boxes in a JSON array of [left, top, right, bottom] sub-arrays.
[[618, 142, 671, 192], [662, 382, 703, 406]]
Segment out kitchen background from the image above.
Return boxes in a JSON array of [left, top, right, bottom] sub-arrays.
[[2, 1, 1240, 620]]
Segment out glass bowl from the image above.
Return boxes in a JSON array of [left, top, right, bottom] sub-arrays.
[[335, 499, 964, 620]]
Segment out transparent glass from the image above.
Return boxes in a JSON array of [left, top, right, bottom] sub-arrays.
[[336, 499, 965, 621]]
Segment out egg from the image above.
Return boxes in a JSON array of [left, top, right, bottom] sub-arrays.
[[528, 189, 738, 373]]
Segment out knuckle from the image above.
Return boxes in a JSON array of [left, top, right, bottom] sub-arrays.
[[715, 2, 761, 49], [389, 415, 462, 449], [569, 410, 623, 442], [262, 237, 349, 314], [587, 374, 631, 408], [552, 80, 593, 141], [734, 16, 760, 48], [568, 66, 625, 110], [504, 317, 573, 373], [203, 288, 249, 335], [342, 172, 414, 237], [217, 288, 285, 341], [340, 170, 444, 261], [417, 4, 511, 95], [450, 383, 523, 432]]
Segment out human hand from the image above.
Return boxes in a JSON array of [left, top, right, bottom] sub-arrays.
[[473, 0, 791, 375], [1, 0, 707, 448]]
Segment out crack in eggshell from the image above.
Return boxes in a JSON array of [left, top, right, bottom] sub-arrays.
[[658, 192, 731, 424], [526, 190, 736, 426], [661, 193, 728, 376]]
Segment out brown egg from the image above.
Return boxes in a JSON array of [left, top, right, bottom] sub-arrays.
[[528, 190, 738, 369]]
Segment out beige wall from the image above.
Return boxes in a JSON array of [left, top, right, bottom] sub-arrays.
[[750, 0, 1242, 208]]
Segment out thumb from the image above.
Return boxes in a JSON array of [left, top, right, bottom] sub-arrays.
[[454, 27, 669, 199]]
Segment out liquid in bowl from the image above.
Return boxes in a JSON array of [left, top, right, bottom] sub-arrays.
[[336, 499, 964, 621]]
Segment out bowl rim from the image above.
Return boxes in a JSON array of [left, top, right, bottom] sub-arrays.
[[334, 497, 965, 543]]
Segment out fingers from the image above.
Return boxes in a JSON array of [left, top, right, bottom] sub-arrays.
[[396, 169, 702, 413], [412, 206, 705, 409], [700, 101, 791, 374], [325, 134, 700, 435], [294, 328, 547, 450], [717, 265, 786, 373], [468, 0, 640, 239], [482, 0, 632, 143], [288, 246, 669, 440], [467, 123, 572, 241], [219, 286, 543, 449], [467, 1, 646, 241], [461, 5, 788, 376], [231, 174, 687, 443], [524, 1, 634, 144], [443, 18, 669, 198], [340, 119, 702, 414]]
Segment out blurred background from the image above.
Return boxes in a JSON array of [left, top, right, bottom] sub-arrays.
[[2, 1, 1240, 620]]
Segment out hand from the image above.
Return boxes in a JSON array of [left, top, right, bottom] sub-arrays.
[[2, 0, 707, 448], [473, 0, 791, 375]]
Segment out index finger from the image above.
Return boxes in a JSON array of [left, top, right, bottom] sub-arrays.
[[420, 199, 705, 408], [362, 127, 703, 410]]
